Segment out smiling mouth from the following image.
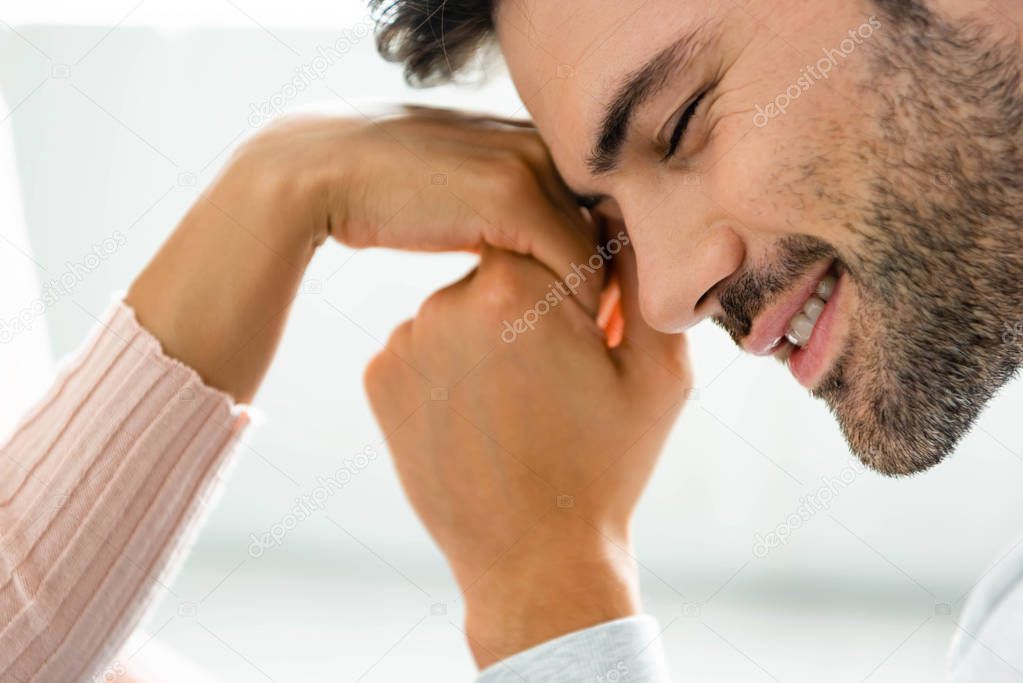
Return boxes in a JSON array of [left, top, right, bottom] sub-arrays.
[[784, 267, 838, 348], [734, 255, 849, 388], [773, 262, 849, 388]]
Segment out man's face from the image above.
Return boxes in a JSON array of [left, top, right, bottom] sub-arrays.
[[495, 0, 1023, 474]]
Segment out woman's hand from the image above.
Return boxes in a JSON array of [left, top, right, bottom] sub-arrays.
[[126, 107, 600, 402], [242, 107, 603, 305]]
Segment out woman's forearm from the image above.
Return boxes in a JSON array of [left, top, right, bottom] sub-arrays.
[[0, 129, 330, 681], [125, 147, 327, 403]]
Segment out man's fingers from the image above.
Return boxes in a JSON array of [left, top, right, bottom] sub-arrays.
[[364, 319, 433, 430]]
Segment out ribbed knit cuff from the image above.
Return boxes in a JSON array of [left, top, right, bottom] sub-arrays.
[[0, 299, 248, 682]]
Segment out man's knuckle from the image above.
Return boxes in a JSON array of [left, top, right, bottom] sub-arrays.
[[477, 257, 548, 319], [363, 354, 399, 405], [363, 353, 388, 396], [479, 278, 523, 320], [365, 321, 416, 394], [417, 288, 454, 327], [381, 320, 414, 359]]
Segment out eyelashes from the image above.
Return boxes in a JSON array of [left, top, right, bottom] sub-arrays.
[[662, 89, 708, 160]]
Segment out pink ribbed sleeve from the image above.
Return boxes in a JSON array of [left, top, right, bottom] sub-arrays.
[[0, 301, 248, 682]]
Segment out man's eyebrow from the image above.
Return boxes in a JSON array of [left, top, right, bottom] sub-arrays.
[[587, 27, 708, 175]]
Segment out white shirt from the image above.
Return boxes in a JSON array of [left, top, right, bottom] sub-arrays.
[[477, 545, 1023, 682]]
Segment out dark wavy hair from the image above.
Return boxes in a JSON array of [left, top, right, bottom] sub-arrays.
[[369, 0, 498, 86], [367, 0, 939, 87]]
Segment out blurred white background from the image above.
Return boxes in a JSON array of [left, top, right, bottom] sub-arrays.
[[2, 2, 1022, 681]]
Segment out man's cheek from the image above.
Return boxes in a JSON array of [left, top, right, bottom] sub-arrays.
[[707, 133, 801, 228]]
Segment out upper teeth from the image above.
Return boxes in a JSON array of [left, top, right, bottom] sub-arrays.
[[786, 273, 837, 347]]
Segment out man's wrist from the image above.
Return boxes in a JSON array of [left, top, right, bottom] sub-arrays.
[[461, 517, 641, 668]]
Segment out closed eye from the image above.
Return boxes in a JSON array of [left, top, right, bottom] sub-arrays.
[[662, 90, 708, 160]]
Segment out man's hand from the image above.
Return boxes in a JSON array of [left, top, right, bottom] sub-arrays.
[[364, 244, 691, 667]]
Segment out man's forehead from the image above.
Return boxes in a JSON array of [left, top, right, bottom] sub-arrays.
[[495, 0, 702, 182]]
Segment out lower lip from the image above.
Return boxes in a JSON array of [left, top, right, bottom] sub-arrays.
[[787, 272, 846, 388]]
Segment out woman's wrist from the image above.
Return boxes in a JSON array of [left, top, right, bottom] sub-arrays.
[[125, 142, 327, 403], [231, 114, 362, 251]]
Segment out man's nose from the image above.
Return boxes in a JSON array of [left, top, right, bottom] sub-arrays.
[[628, 219, 746, 333]]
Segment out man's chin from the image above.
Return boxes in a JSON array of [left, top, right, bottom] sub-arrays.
[[843, 431, 952, 478], [812, 353, 959, 477]]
